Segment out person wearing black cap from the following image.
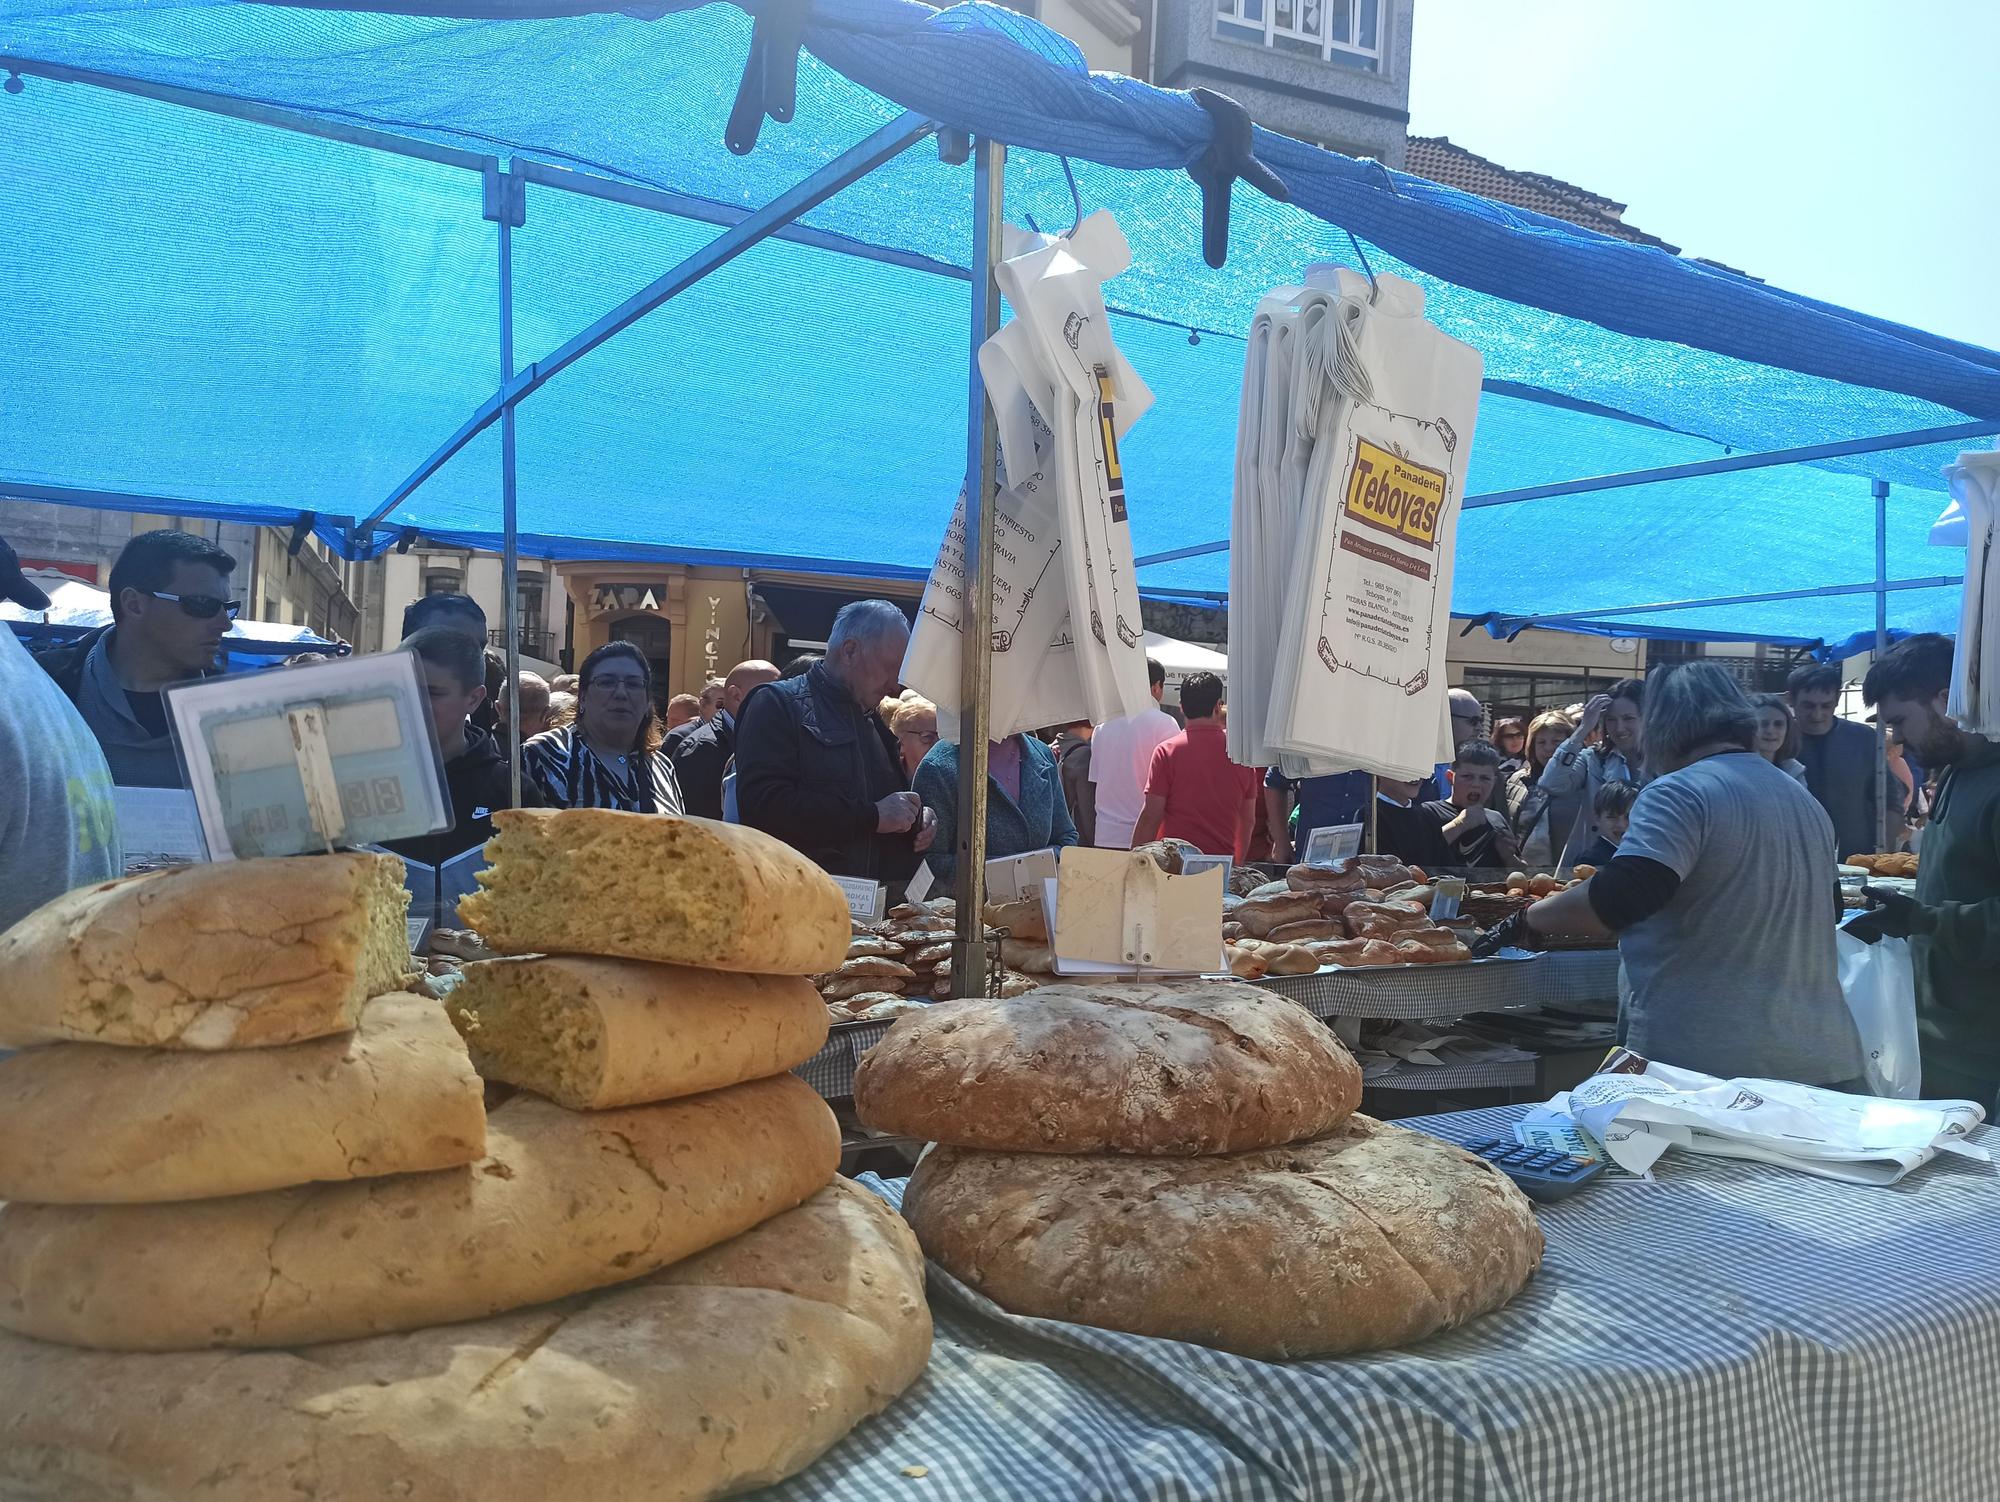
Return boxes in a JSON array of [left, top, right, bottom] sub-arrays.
[[0, 535, 121, 931]]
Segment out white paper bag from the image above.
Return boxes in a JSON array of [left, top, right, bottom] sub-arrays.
[[1264, 271, 1481, 781], [1836, 929, 1921, 1099], [904, 214, 1152, 742]]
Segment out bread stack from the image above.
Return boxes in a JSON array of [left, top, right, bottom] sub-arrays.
[[853, 979, 1543, 1359], [1225, 856, 1474, 974], [826, 899, 1039, 1018], [0, 817, 932, 1501]]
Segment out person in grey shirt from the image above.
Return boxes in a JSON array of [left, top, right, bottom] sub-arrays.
[[0, 543, 121, 932], [1481, 662, 1863, 1088]]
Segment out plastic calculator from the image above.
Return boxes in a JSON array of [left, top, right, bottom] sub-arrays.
[[1462, 1137, 1605, 1203]]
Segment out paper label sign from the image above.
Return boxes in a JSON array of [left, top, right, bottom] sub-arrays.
[[833, 875, 886, 922], [905, 861, 936, 905], [1179, 853, 1233, 886], [406, 916, 431, 954], [113, 786, 206, 873], [1343, 438, 1444, 550], [164, 652, 451, 862], [986, 848, 1058, 904], [1303, 823, 1364, 866]]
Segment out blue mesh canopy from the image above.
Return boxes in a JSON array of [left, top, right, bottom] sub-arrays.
[[3, 0, 1996, 648]]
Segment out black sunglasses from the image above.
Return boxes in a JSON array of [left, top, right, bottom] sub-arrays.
[[146, 590, 240, 621]]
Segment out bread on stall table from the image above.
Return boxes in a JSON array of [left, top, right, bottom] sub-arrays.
[[902, 1114, 1541, 1360], [448, 956, 827, 1110], [852, 980, 1361, 1155], [0, 852, 411, 1050], [0, 1074, 837, 1352], [459, 808, 848, 976], [0, 1178, 931, 1502], [0, 995, 483, 1206]]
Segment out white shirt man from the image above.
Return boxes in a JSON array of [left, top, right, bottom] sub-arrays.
[[1088, 661, 1179, 849]]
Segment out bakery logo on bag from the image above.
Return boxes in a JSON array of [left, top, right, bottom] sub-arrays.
[[1094, 366, 1128, 524], [1342, 439, 1444, 550]]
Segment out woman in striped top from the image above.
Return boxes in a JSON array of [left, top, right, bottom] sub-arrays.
[[520, 641, 684, 814]]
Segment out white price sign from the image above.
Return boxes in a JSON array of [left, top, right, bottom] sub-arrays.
[[833, 875, 886, 922], [1303, 822, 1364, 867]]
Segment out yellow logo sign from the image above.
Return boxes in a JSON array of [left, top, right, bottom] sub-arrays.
[[1343, 439, 1445, 550]]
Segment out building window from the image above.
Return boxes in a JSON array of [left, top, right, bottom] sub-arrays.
[[1216, 0, 1383, 70], [422, 569, 464, 597]]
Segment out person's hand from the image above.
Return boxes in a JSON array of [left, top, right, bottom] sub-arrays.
[[1472, 909, 1543, 958], [875, 791, 920, 834], [1579, 694, 1613, 732], [1844, 886, 1928, 944], [911, 806, 938, 854], [1270, 834, 1294, 864]]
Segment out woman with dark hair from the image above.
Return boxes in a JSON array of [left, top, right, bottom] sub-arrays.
[[1491, 717, 1528, 776], [1749, 692, 1809, 786], [520, 641, 684, 813]]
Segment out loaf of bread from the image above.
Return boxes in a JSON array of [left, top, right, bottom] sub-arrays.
[[459, 808, 848, 975], [1285, 862, 1367, 898], [904, 1114, 1542, 1358], [853, 980, 1360, 1154], [1233, 893, 1322, 938], [1344, 900, 1430, 941], [1266, 917, 1340, 943], [0, 995, 483, 1205], [0, 853, 410, 1050], [449, 955, 827, 1109], [0, 1073, 837, 1351], [0, 1178, 929, 1501]]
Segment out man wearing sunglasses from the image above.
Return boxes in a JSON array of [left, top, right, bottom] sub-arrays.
[[33, 529, 236, 787]]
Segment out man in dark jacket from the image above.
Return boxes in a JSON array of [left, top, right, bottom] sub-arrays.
[[1052, 720, 1095, 847], [1854, 635, 2000, 1108], [34, 529, 236, 787], [669, 658, 778, 819], [1789, 661, 1898, 859], [735, 601, 935, 882], [383, 628, 542, 867]]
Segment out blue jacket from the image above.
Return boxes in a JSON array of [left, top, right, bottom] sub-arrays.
[[914, 735, 1079, 884]]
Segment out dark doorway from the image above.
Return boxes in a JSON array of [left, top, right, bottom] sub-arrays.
[[610, 614, 671, 710]]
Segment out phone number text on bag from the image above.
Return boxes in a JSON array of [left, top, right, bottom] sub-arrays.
[[1343, 439, 1445, 549]]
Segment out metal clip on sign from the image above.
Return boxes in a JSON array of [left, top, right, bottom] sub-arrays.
[[727, 0, 812, 155], [1186, 88, 1290, 269]]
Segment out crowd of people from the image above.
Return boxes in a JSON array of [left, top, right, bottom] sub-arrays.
[[6, 528, 1996, 1108]]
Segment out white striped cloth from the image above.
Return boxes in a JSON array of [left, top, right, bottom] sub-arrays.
[[764, 1106, 2000, 1500]]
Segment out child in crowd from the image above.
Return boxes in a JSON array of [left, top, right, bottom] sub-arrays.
[[1571, 781, 1638, 869]]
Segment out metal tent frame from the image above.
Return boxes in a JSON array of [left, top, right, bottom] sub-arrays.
[[10, 55, 1020, 974]]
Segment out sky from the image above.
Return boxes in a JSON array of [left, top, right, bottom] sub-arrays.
[[1405, 0, 2000, 355]]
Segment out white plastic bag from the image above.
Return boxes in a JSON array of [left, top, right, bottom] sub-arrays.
[[1836, 929, 1921, 1100]]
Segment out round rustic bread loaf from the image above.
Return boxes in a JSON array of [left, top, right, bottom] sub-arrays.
[[0, 1178, 930, 1502], [902, 1114, 1542, 1359], [851, 979, 1361, 1154]]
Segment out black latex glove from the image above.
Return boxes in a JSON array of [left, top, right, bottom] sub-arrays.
[[1843, 886, 1927, 945], [1472, 909, 1542, 959]]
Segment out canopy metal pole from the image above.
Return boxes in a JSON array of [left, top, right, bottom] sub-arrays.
[[489, 164, 524, 808], [951, 136, 1004, 997], [1874, 478, 1890, 852], [356, 111, 935, 540]]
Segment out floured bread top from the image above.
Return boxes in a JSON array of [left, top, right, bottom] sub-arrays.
[[852, 978, 1362, 1155]]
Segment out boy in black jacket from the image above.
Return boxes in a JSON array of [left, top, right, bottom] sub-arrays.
[[385, 627, 542, 866]]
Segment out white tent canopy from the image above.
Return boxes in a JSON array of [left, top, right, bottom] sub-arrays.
[[1143, 630, 1227, 705]]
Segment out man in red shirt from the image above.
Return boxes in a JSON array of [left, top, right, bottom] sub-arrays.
[[1131, 672, 1260, 858]]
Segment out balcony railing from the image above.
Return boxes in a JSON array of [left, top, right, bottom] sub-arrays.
[[1215, 0, 1382, 69], [489, 627, 557, 661]]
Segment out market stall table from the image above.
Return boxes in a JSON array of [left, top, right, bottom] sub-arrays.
[[767, 1104, 2000, 1501]]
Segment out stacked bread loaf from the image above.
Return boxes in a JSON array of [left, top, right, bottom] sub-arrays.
[[852, 979, 1543, 1359], [0, 816, 932, 1500], [828, 899, 1040, 1018], [1225, 855, 1473, 976]]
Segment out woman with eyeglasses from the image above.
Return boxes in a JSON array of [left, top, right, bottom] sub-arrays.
[[519, 642, 684, 814], [886, 693, 939, 781]]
